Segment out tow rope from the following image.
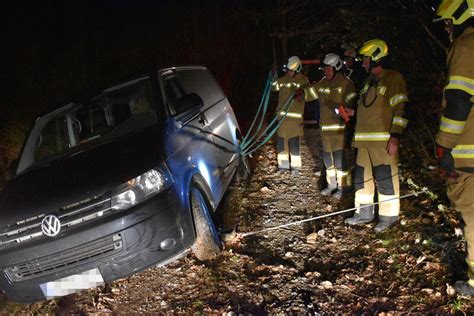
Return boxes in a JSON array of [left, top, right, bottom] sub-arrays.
[[239, 69, 300, 157], [240, 71, 275, 149], [235, 189, 430, 239], [241, 91, 296, 157]]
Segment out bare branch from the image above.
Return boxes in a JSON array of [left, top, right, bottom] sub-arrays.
[[416, 17, 448, 54]]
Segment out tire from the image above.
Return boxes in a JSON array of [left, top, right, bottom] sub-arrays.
[[190, 187, 221, 260]]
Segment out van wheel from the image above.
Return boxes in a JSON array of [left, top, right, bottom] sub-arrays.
[[190, 187, 221, 260]]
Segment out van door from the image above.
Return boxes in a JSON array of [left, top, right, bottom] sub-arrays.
[[174, 68, 239, 189], [160, 70, 224, 204]]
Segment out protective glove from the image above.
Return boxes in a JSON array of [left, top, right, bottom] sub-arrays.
[[436, 145, 460, 179], [295, 89, 304, 102]]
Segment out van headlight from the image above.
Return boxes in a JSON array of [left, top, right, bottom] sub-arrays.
[[111, 168, 171, 210]]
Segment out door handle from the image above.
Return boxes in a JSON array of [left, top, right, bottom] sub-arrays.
[[198, 113, 207, 125]]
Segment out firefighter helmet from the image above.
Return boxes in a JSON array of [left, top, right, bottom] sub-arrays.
[[358, 39, 389, 62], [434, 0, 474, 25], [323, 53, 343, 71], [286, 56, 302, 73]]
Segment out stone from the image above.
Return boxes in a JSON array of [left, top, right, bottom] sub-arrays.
[[306, 232, 318, 244]]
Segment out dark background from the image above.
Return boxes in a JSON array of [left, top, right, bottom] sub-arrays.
[[4, 0, 447, 181]]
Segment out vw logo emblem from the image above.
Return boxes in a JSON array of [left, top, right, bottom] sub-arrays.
[[41, 215, 61, 237]]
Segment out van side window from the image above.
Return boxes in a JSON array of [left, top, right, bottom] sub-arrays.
[[163, 76, 186, 115], [176, 69, 225, 107]]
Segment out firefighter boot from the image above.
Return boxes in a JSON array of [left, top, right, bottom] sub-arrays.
[[374, 215, 399, 232], [321, 185, 337, 196], [321, 176, 337, 196], [332, 179, 353, 200], [454, 280, 474, 296], [332, 189, 343, 200], [291, 169, 300, 176], [455, 262, 474, 296], [344, 205, 374, 225]]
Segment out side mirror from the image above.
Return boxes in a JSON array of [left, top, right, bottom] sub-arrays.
[[175, 93, 203, 115]]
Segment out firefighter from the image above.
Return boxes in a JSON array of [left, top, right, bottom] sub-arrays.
[[341, 44, 367, 154], [272, 56, 310, 175], [342, 44, 367, 91], [343, 39, 409, 232], [433, 0, 474, 296], [304, 53, 357, 199]]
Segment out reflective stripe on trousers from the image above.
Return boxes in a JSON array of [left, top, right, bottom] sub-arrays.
[[276, 137, 301, 170], [323, 151, 351, 188], [277, 119, 303, 170]]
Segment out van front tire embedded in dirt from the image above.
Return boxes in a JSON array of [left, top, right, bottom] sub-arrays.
[[190, 187, 221, 260]]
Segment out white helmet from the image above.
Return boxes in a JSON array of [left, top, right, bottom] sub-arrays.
[[323, 53, 343, 71], [286, 56, 302, 73]]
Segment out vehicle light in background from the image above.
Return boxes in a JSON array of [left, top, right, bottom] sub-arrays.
[[111, 168, 171, 210]]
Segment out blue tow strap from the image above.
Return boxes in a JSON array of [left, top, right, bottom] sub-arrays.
[[241, 71, 275, 149], [241, 91, 296, 157]]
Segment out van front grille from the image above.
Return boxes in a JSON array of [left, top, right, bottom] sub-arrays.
[[6, 234, 122, 281], [0, 194, 115, 250]]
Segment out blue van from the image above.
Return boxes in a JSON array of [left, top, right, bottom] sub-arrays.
[[0, 66, 247, 302]]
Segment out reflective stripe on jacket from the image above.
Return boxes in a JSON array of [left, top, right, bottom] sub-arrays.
[[272, 72, 310, 119], [304, 72, 356, 135]]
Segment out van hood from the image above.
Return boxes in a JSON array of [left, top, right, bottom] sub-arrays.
[[0, 126, 164, 224]]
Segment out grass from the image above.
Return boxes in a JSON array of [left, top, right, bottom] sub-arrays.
[[450, 297, 468, 315]]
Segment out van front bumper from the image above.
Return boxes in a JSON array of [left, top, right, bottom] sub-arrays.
[[0, 190, 194, 303]]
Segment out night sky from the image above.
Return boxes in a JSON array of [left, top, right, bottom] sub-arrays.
[[9, 0, 445, 129]]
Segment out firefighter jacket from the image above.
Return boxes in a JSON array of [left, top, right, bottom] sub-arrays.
[[436, 26, 474, 173], [272, 72, 310, 120], [304, 72, 357, 135], [352, 69, 409, 148]]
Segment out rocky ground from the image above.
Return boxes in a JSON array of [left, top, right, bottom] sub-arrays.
[[1, 128, 474, 314]]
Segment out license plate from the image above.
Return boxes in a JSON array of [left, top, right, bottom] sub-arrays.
[[40, 268, 104, 299]]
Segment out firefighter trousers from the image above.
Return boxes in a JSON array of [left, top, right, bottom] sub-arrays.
[[322, 132, 351, 189], [276, 118, 303, 170], [354, 147, 400, 217], [448, 172, 474, 263]]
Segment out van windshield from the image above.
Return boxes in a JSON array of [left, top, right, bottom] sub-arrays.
[[19, 77, 157, 172]]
